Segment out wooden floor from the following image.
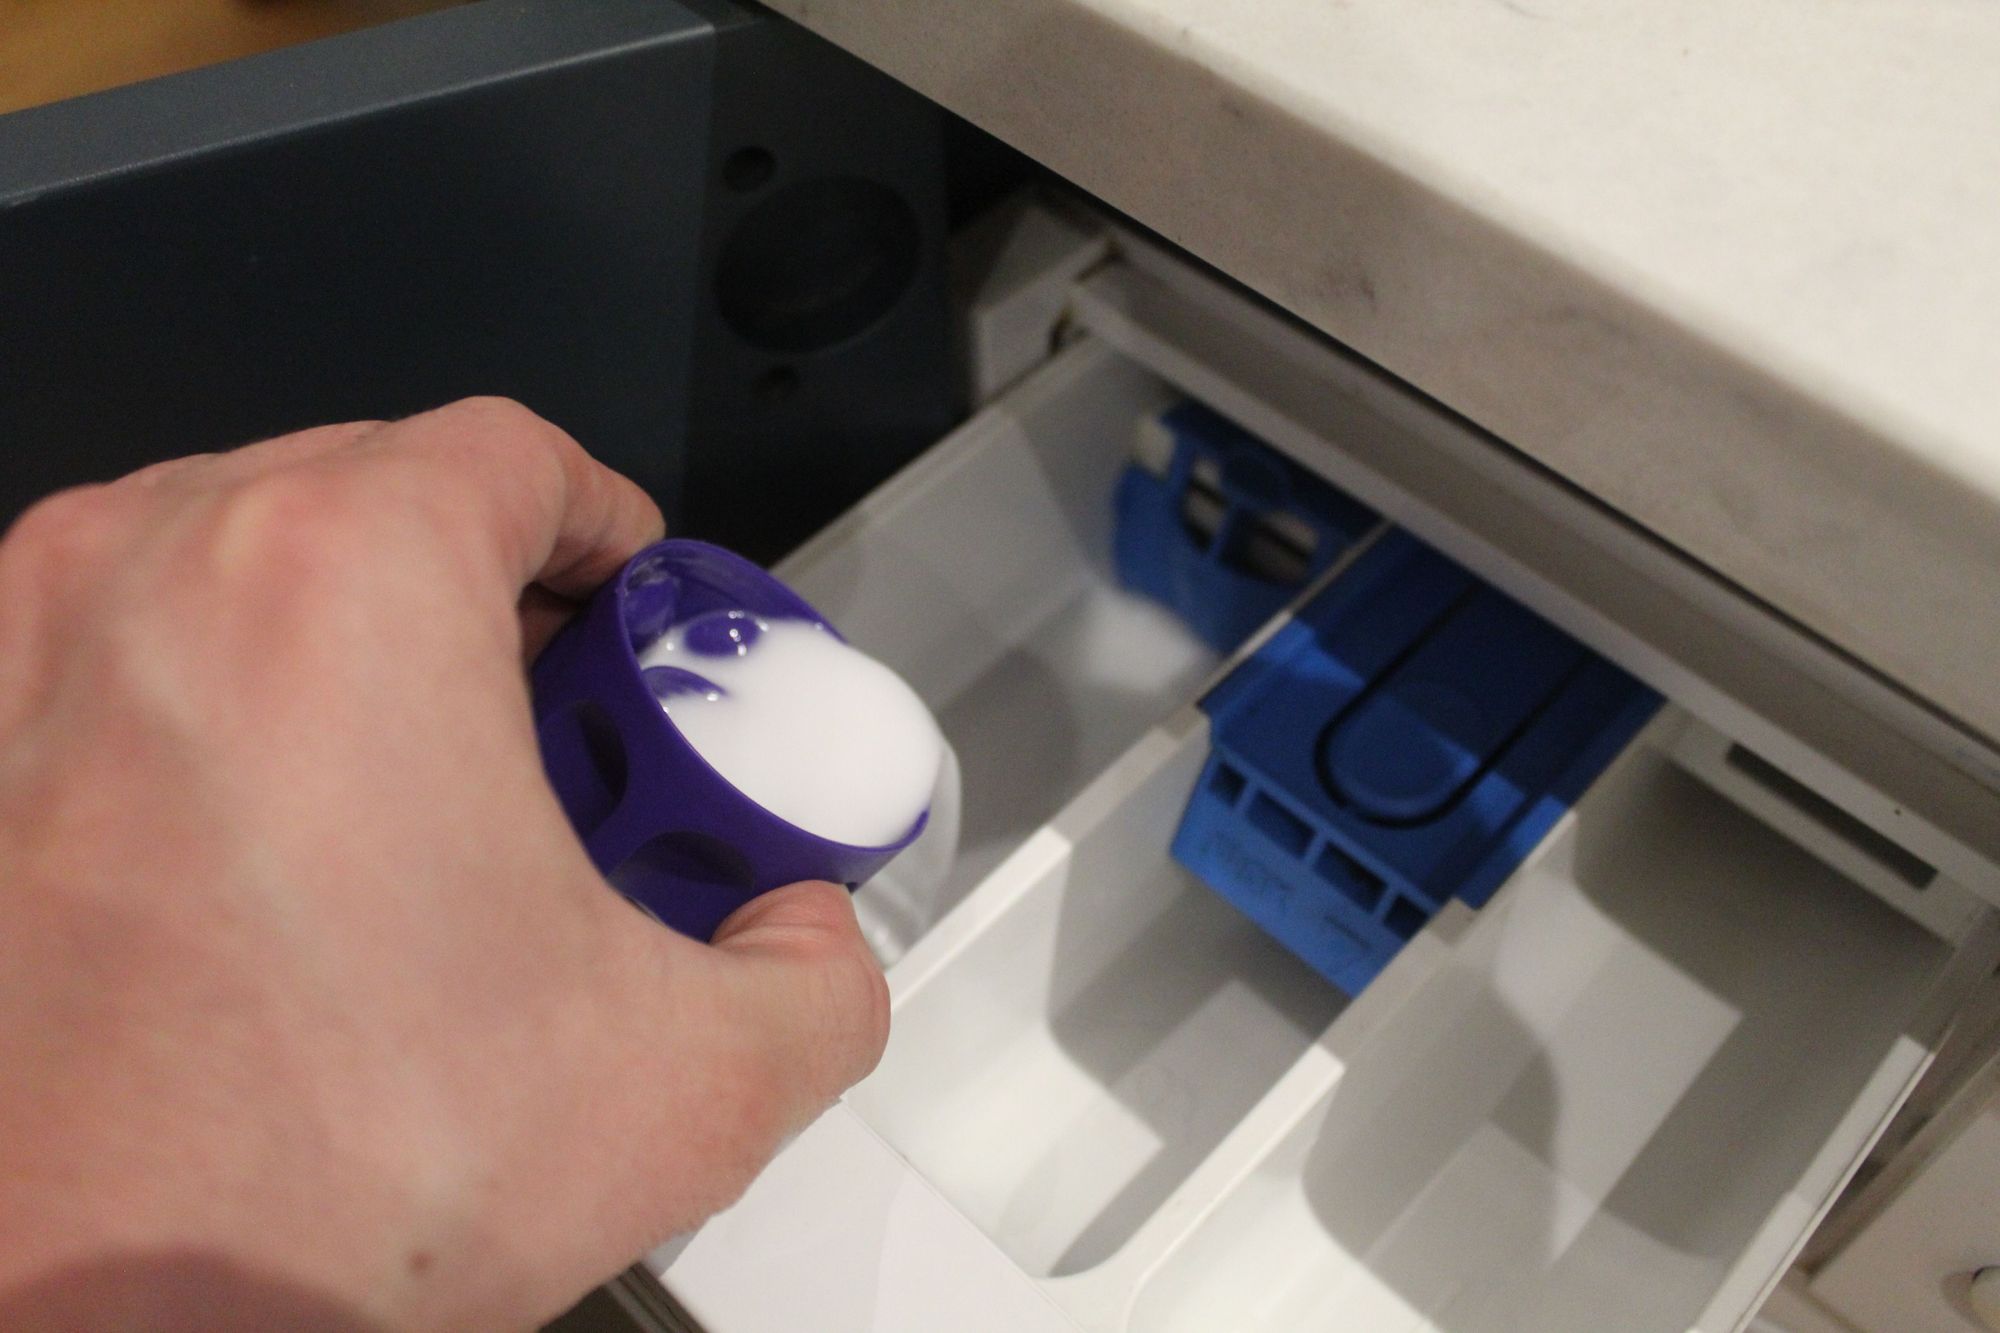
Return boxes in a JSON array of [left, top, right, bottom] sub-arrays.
[[0, 0, 464, 114]]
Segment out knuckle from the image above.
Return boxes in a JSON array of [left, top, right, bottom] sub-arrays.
[[413, 396, 583, 543], [189, 473, 374, 593], [123, 451, 222, 488], [857, 952, 892, 1058], [732, 884, 892, 1080], [0, 484, 132, 580], [431, 396, 573, 459], [817, 936, 893, 1071], [457, 397, 585, 477]]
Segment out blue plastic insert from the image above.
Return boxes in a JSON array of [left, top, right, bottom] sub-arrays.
[[1113, 401, 1378, 652], [1173, 530, 1660, 995]]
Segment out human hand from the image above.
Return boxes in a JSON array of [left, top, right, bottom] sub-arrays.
[[0, 400, 889, 1331]]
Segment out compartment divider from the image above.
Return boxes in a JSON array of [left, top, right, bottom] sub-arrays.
[[674, 310, 1988, 1331]]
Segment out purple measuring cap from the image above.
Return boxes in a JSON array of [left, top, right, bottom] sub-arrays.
[[531, 539, 928, 940]]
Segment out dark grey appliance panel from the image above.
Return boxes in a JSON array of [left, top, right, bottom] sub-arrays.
[[0, 0, 956, 560], [684, 5, 955, 561], [0, 0, 716, 520]]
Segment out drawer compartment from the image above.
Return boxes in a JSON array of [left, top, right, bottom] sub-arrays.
[[1126, 722, 1949, 1333], [776, 339, 1221, 953], [812, 706, 1951, 1332], [663, 326, 1981, 1333], [848, 720, 1346, 1277]]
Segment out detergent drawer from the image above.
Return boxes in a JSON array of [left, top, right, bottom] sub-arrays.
[[653, 296, 1997, 1333]]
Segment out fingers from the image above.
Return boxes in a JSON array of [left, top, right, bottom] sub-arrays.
[[516, 585, 583, 663], [348, 398, 664, 604], [28, 402, 658, 659]]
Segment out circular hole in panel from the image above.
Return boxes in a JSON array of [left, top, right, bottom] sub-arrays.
[[715, 176, 921, 355]]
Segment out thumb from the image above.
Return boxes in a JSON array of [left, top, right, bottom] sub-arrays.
[[622, 882, 889, 1232], [706, 881, 892, 1118], [492, 880, 889, 1311]]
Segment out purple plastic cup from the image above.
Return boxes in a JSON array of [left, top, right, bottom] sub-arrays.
[[531, 539, 927, 939]]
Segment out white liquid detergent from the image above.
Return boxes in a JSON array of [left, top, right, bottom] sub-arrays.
[[637, 613, 943, 847]]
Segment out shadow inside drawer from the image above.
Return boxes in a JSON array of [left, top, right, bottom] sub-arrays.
[[849, 726, 1348, 1277]]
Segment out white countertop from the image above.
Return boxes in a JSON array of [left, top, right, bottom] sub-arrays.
[[771, 0, 2000, 755]]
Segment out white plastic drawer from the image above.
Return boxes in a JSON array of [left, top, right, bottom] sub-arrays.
[[774, 339, 1213, 955], [658, 333, 1987, 1333]]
